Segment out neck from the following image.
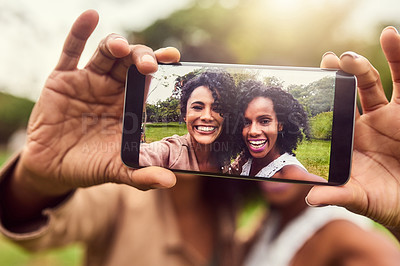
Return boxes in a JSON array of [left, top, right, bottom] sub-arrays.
[[272, 197, 309, 235], [193, 142, 212, 162], [191, 140, 220, 173], [168, 175, 215, 260], [169, 174, 204, 213]]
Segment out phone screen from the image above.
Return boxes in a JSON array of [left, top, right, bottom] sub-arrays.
[[122, 63, 356, 185]]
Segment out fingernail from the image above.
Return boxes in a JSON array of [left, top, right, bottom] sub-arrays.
[[322, 51, 335, 59], [140, 54, 156, 64], [384, 26, 399, 35], [305, 196, 328, 207], [114, 37, 129, 44], [340, 51, 360, 60], [154, 47, 167, 54]]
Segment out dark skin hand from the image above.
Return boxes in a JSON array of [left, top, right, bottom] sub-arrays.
[[307, 26, 400, 240], [1, 10, 180, 224]]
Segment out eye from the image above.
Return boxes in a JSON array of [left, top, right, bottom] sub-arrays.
[[191, 105, 203, 111], [243, 119, 251, 127], [260, 118, 271, 125]]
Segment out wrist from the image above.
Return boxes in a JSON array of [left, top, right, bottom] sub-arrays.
[[14, 159, 72, 198], [1, 156, 72, 225]]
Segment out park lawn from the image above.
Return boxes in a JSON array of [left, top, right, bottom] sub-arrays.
[[144, 122, 188, 143], [296, 139, 331, 180]]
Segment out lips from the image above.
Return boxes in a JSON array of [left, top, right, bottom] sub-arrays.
[[194, 125, 217, 134], [248, 139, 267, 152]]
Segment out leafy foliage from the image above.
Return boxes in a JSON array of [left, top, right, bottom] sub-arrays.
[[289, 76, 335, 117], [146, 96, 181, 122], [0, 92, 34, 144], [128, 0, 360, 66], [310, 111, 333, 140]]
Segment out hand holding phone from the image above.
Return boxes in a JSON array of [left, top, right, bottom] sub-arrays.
[[122, 62, 356, 185]]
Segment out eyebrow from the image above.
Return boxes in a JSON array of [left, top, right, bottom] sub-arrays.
[[258, 114, 273, 119], [190, 101, 205, 106], [244, 114, 273, 120]]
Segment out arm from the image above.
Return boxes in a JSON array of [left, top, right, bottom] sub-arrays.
[[275, 165, 328, 183], [291, 219, 400, 266], [0, 10, 179, 231], [307, 26, 400, 241]]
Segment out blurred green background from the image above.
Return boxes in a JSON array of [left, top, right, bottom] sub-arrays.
[[1, 0, 399, 265]]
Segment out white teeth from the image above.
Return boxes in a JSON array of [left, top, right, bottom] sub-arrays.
[[196, 126, 216, 132], [249, 140, 267, 148]]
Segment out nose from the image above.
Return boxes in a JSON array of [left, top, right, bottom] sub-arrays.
[[200, 107, 214, 122], [248, 122, 260, 136]]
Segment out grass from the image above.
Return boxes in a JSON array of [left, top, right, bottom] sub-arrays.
[[0, 237, 83, 266], [143, 122, 188, 143], [296, 139, 330, 180]]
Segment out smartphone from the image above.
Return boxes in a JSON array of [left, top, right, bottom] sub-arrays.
[[121, 62, 356, 185]]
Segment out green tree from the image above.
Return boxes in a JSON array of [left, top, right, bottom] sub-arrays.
[[310, 111, 333, 140], [146, 96, 180, 123], [0, 92, 34, 144], [289, 76, 335, 117], [128, 0, 360, 66]]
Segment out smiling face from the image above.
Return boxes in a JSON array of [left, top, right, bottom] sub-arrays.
[[242, 96, 282, 161], [184, 86, 224, 145]]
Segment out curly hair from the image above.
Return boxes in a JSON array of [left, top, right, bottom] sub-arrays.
[[179, 70, 241, 167], [238, 79, 310, 157]]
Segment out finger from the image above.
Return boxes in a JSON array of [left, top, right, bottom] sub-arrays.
[[108, 45, 158, 83], [305, 181, 367, 215], [85, 34, 131, 77], [380, 26, 400, 102], [55, 10, 99, 71], [306, 185, 351, 207], [119, 166, 176, 190], [110, 46, 181, 82], [154, 47, 181, 64], [339, 51, 388, 113], [320, 51, 340, 69], [321, 52, 361, 119]]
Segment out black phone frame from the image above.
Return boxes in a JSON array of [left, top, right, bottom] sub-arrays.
[[121, 63, 357, 186]]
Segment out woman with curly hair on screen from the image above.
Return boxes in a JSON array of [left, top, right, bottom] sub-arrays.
[[232, 79, 326, 183], [140, 69, 241, 173]]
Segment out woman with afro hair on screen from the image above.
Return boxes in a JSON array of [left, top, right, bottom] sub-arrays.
[[232, 79, 327, 183]]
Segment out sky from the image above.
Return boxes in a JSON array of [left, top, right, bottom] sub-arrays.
[[0, 0, 399, 101], [147, 64, 336, 104]]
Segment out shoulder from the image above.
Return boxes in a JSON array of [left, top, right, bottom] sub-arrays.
[[160, 134, 189, 147], [139, 134, 188, 167]]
